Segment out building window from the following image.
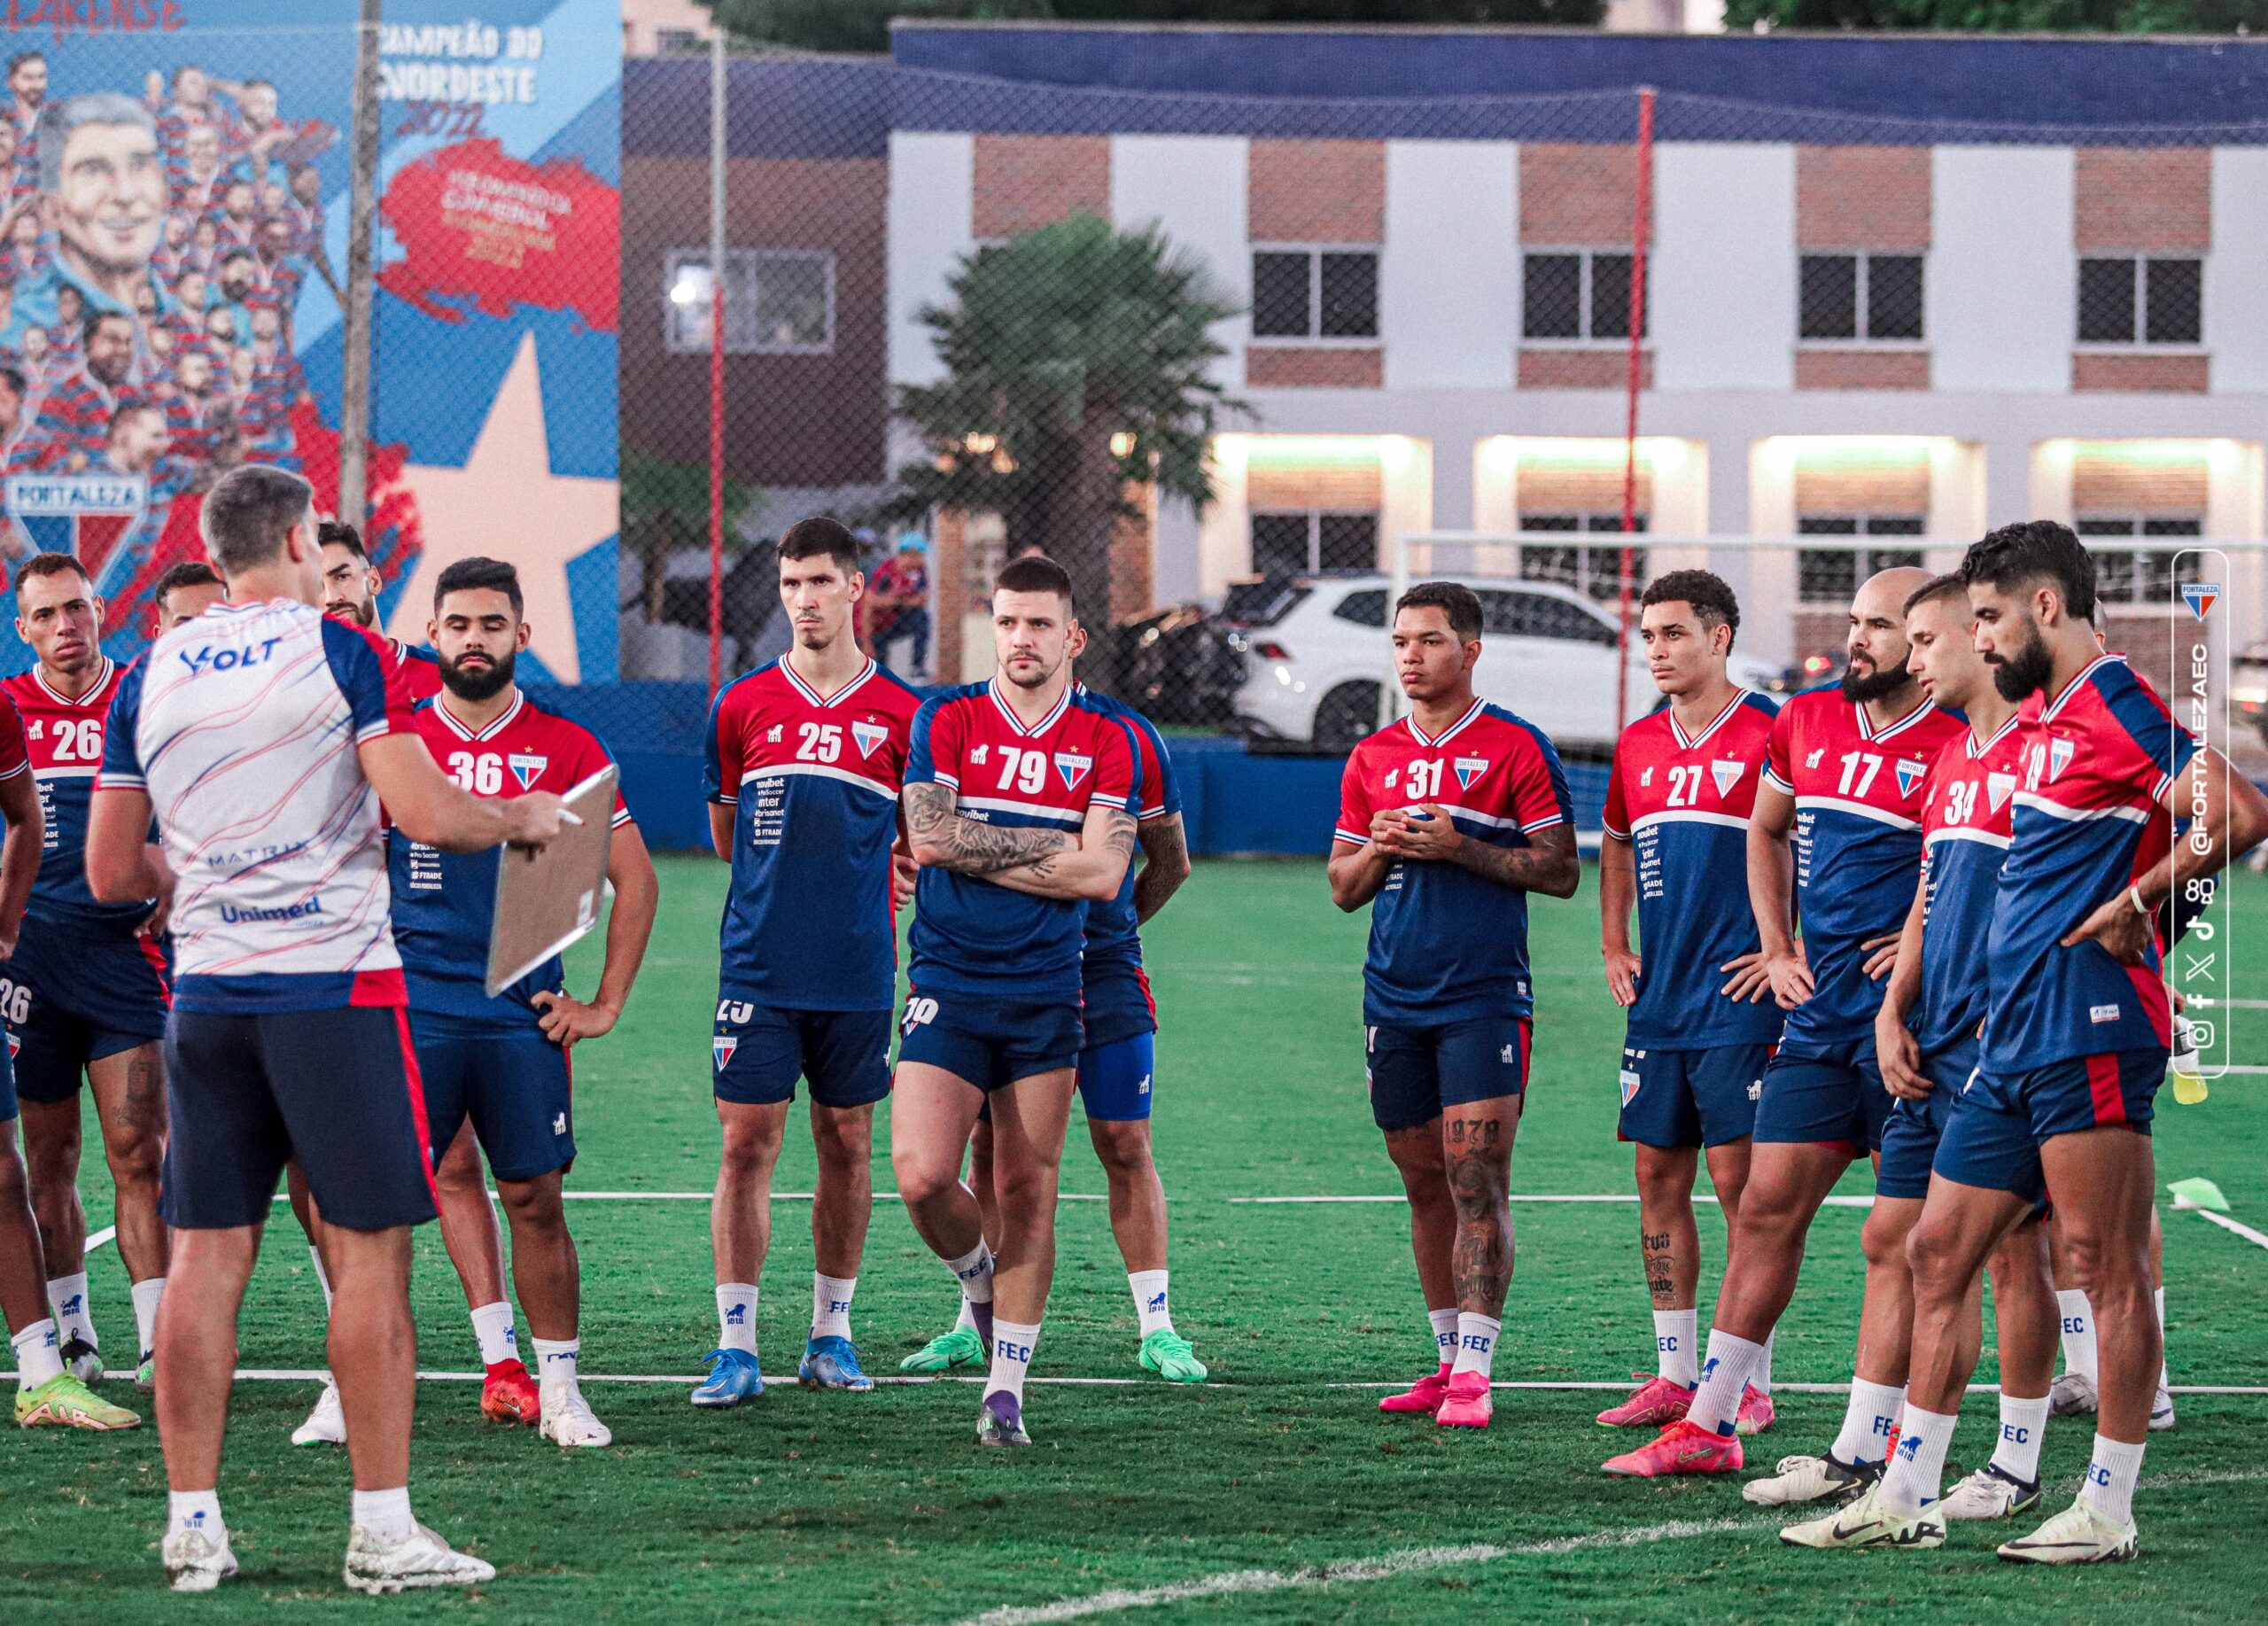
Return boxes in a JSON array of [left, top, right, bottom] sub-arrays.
[[2076, 515, 2202, 604], [1798, 253, 1925, 342], [1251, 248, 1378, 340], [1250, 510, 1379, 576], [1795, 515, 1925, 605], [664, 248, 835, 354], [653, 27, 703, 53], [2078, 256, 2202, 346], [1518, 511, 1650, 603], [1522, 251, 1644, 342]]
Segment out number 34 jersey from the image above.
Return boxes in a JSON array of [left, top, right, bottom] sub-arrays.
[[705, 657, 926, 1012]]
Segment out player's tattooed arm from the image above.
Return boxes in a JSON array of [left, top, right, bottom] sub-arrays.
[[1132, 813, 1192, 923], [988, 805, 1139, 903], [1390, 810, 1580, 899], [903, 781, 1076, 876]]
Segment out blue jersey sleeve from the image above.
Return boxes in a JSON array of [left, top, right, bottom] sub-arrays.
[[1128, 711, 1180, 821], [703, 680, 738, 805], [1511, 720, 1574, 833], [319, 617, 412, 743], [97, 658, 146, 789], [905, 694, 958, 788], [2101, 667, 2196, 798]]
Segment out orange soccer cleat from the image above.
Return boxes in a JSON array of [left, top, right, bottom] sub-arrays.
[[481, 1358, 540, 1425], [1602, 1417, 1745, 1478], [1378, 1362, 1455, 1415]]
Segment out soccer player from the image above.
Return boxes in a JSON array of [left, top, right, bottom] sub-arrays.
[[392, 557, 657, 1448], [4, 555, 173, 1390], [1778, 572, 2061, 1545], [321, 519, 442, 702], [695, 517, 923, 1405], [1330, 581, 1578, 1431], [1596, 572, 1782, 1435], [1840, 523, 2267, 1562], [900, 635, 1200, 1384], [890, 553, 1141, 1447], [1604, 566, 1961, 1480], [152, 559, 225, 631], [88, 463, 561, 1593]]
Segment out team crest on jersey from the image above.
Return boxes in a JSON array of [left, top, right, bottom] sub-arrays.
[[1709, 759, 1745, 797], [1894, 759, 1925, 797], [1986, 772, 2017, 813], [713, 1036, 739, 1072], [507, 753, 548, 790], [2048, 738, 2075, 782], [1453, 755, 1489, 790], [850, 720, 888, 759], [1053, 751, 1092, 791]]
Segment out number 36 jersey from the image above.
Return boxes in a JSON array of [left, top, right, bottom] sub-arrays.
[[705, 657, 925, 1012]]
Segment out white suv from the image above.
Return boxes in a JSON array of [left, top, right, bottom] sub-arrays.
[[1228, 574, 1783, 752]]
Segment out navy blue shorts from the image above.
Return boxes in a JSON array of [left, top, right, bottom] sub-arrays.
[[1365, 1015, 1531, 1132], [0, 1030, 16, 1124], [412, 1012, 574, 1182], [1078, 1030, 1155, 1122], [1, 916, 169, 1105], [1617, 1043, 1771, 1150], [1934, 1048, 2162, 1205], [1081, 964, 1157, 1052], [897, 989, 1082, 1093], [1875, 1038, 1978, 1200], [162, 1005, 437, 1232], [1752, 1038, 1893, 1155], [713, 999, 891, 1110]]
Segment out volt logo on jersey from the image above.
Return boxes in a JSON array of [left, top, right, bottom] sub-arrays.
[[713, 1036, 739, 1072], [1053, 751, 1092, 791], [507, 752, 548, 790], [1987, 773, 2017, 813], [851, 720, 887, 758], [1453, 755, 1489, 790], [1710, 759, 1745, 797], [1894, 759, 1926, 797], [2048, 738, 2075, 782]]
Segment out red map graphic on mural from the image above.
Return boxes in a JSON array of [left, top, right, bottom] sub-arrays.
[[377, 138, 618, 332]]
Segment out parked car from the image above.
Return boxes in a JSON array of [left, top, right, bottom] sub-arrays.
[[1099, 603, 1248, 727], [1229, 573, 1786, 752]]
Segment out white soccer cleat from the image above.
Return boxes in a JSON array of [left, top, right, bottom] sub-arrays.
[[2048, 1370, 2098, 1417], [1780, 1486, 1946, 1551], [539, 1386, 613, 1449], [1939, 1463, 2042, 1521], [343, 1523, 497, 1594], [1742, 1451, 1877, 1507], [162, 1527, 238, 1592], [291, 1380, 346, 1446], [2151, 1381, 2176, 1432], [1996, 1498, 2138, 1565]]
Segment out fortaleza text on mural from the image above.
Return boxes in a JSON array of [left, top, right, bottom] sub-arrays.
[[379, 19, 546, 107]]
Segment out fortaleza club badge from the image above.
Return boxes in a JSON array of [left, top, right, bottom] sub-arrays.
[[712, 1035, 739, 1072], [1709, 759, 1745, 797], [850, 720, 887, 758], [1894, 759, 1926, 797], [1053, 751, 1091, 791], [6, 474, 149, 588], [507, 753, 548, 789], [2183, 581, 2220, 620], [1453, 756, 1488, 790], [2048, 738, 2076, 782]]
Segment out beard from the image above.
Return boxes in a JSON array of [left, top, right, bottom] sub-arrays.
[[1839, 653, 1912, 705], [441, 646, 515, 703], [1989, 619, 2054, 702]]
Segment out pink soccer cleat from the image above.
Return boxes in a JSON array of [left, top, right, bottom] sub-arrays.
[[1602, 1418, 1745, 1478], [1736, 1386, 1776, 1436], [1378, 1362, 1454, 1415], [1434, 1371, 1495, 1429], [1596, 1372, 1696, 1428]]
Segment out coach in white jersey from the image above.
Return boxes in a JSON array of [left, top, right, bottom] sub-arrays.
[[85, 465, 564, 1597]]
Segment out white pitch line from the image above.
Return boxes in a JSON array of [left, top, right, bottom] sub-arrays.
[[1231, 1193, 1875, 1208], [82, 1225, 116, 1255], [2189, 1207, 2268, 1251]]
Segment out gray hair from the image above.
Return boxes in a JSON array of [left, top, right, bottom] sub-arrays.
[[36, 92, 156, 194], [200, 463, 313, 575]]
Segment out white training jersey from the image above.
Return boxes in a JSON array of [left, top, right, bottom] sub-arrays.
[[98, 596, 416, 1012]]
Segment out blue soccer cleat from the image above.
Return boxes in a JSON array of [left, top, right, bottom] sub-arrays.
[[690, 1348, 763, 1409], [798, 1334, 875, 1393]]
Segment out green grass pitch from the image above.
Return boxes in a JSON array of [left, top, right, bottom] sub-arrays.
[[5, 857, 2268, 1622]]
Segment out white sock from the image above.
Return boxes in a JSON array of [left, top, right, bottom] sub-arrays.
[[1751, 1330, 1776, 1396], [715, 1283, 757, 1354], [1878, 1404, 1959, 1514], [948, 1241, 995, 1306], [953, 1295, 979, 1334], [350, 1486, 416, 1545], [987, 1318, 1040, 1404], [309, 1245, 334, 1313], [168, 1489, 223, 1541], [2155, 1287, 2169, 1389], [1832, 1378, 1907, 1467], [1449, 1312, 1500, 1381], [1992, 1393, 2050, 1483], [1689, 1328, 1766, 1436], [46, 1273, 95, 1350], [1427, 1307, 1459, 1366], [10, 1318, 64, 1389], [131, 1277, 166, 1358], [469, 1300, 518, 1367], [2058, 1289, 2097, 1381], [530, 1336, 579, 1397], [1654, 1308, 1698, 1387], [812, 1273, 856, 1341], [2078, 1433, 2145, 1527], [1129, 1271, 1172, 1339]]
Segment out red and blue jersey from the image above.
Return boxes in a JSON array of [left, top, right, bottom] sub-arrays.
[[705, 657, 924, 1012], [905, 680, 1140, 1002], [1076, 685, 1180, 978], [1762, 686, 1964, 1052], [387, 639, 445, 704], [1983, 655, 2192, 1071], [1912, 718, 2023, 1056], [1334, 700, 1573, 1027], [2, 660, 151, 934], [388, 691, 630, 1030], [1602, 689, 1784, 1050]]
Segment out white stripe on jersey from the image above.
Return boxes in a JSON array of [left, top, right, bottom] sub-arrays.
[[1629, 808, 1748, 836], [1925, 825, 2012, 851], [1794, 793, 1922, 832], [953, 793, 1083, 826], [2010, 792, 2151, 826], [742, 761, 900, 801]]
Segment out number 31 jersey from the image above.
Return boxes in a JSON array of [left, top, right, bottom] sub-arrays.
[[705, 657, 925, 1012]]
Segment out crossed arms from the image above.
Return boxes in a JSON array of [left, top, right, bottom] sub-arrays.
[[902, 779, 1137, 903]]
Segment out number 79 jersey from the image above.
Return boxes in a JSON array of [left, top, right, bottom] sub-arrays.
[[704, 657, 926, 1012]]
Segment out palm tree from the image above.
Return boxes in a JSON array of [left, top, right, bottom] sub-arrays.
[[891, 213, 1247, 647]]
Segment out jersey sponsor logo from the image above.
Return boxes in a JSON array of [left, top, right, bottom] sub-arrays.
[[507, 752, 548, 790], [2090, 1003, 2121, 1024], [1894, 759, 1926, 797], [218, 897, 325, 924], [1453, 755, 1489, 790], [1986, 772, 2017, 813], [177, 636, 285, 677], [2182, 581, 2219, 620], [1709, 759, 1745, 797], [850, 720, 888, 759], [713, 1035, 740, 1071], [1053, 751, 1092, 792], [2048, 738, 2075, 782]]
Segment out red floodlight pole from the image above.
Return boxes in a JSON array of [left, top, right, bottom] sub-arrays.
[[1615, 86, 1656, 740]]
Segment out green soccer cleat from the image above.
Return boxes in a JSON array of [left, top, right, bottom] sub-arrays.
[[1138, 1327, 1208, 1383], [136, 1352, 155, 1393], [15, 1373, 142, 1430], [900, 1325, 985, 1373]]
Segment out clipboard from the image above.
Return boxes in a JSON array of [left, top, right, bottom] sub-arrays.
[[484, 764, 617, 998]]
